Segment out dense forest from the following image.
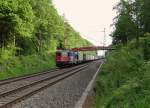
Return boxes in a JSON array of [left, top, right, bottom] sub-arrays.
[[0, 0, 91, 79], [94, 0, 150, 107]]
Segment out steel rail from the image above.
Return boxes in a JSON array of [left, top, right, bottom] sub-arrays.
[[0, 63, 90, 108], [0, 64, 88, 97], [0, 68, 59, 86], [0, 63, 88, 86]]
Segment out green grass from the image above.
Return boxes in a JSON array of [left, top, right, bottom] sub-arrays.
[[93, 40, 150, 108], [0, 53, 56, 80]]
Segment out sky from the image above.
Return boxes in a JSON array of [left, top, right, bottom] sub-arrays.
[[52, 0, 119, 46]]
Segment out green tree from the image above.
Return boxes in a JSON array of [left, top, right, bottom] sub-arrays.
[[112, 0, 137, 44], [0, 0, 34, 50]]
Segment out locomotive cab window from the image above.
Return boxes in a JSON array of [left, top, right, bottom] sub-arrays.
[[68, 52, 71, 56], [56, 52, 61, 56]]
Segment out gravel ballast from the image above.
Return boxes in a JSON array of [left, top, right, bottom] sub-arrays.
[[13, 60, 101, 108]]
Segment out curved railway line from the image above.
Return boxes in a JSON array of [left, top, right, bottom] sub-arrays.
[[0, 63, 90, 108]]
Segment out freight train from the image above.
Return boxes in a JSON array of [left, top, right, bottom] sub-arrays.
[[56, 48, 97, 67]]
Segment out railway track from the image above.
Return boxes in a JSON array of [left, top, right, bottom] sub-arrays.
[[0, 68, 60, 86], [0, 63, 90, 108]]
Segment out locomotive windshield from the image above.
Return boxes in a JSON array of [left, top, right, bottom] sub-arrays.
[[56, 52, 61, 56]]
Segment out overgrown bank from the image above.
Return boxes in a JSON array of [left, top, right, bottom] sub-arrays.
[[0, 53, 56, 80], [94, 36, 150, 108], [93, 0, 150, 107], [0, 0, 92, 80]]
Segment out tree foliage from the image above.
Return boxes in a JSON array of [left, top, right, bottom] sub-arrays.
[[112, 0, 150, 44], [0, 0, 91, 55], [0, 0, 34, 48]]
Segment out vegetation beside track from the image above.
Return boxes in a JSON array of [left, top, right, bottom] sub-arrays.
[[94, 0, 150, 107], [0, 53, 56, 80], [94, 37, 150, 108], [0, 0, 92, 80]]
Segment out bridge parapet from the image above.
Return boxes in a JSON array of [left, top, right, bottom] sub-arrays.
[[71, 46, 115, 51]]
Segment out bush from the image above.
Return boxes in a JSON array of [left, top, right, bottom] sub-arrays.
[[94, 39, 150, 108], [0, 52, 56, 80]]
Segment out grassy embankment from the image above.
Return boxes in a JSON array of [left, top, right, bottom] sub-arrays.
[[0, 52, 56, 80], [94, 36, 150, 108]]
